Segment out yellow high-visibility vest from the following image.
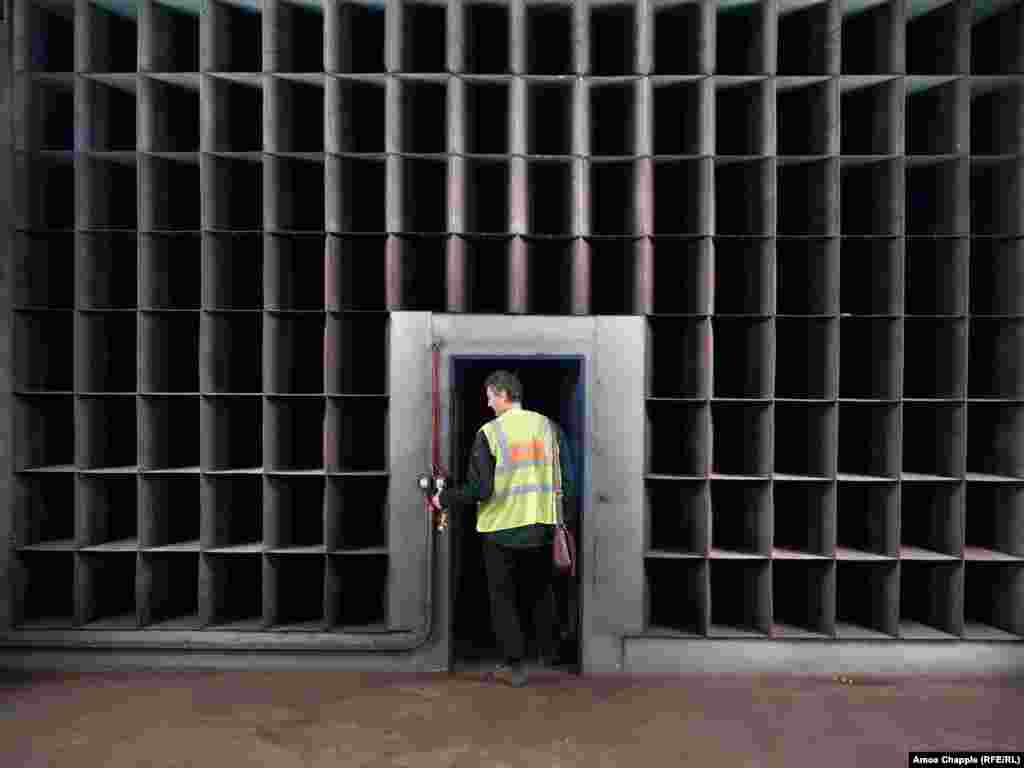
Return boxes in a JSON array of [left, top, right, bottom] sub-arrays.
[[476, 407, 560, 533]]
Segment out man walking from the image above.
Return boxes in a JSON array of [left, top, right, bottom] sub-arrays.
[[433, 370, 573, 687]]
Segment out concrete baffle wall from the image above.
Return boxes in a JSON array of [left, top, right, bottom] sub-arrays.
[[2, 0, 1024, 674]]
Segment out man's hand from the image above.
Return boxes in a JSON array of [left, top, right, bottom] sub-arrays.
[[429, 492, 448, 532]]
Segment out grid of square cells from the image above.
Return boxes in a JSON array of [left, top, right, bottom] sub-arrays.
[[8, 0, 1024, 641]]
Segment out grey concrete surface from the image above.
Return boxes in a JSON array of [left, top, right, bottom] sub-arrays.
[[1, 667, 1022, 767]]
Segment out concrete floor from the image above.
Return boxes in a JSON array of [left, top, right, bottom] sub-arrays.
[[2, 666, 1022, 767]]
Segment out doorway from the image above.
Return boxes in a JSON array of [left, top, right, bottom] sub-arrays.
[[449, 356, 585, 673]]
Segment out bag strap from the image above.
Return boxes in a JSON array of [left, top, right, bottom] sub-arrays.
[[550, 419, 563, 527]]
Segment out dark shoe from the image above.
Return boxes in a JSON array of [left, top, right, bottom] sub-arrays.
[[491, 663, 528, 688]]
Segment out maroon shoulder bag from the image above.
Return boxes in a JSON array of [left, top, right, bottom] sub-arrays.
[[551, 426, 576, 578]]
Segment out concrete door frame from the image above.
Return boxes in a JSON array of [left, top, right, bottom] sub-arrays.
[[426, 314, 647, 675]]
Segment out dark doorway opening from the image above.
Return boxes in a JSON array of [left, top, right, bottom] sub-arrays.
[[450, 356, 585, 673]]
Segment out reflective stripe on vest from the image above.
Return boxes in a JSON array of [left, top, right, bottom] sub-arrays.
[[491, 419, 552, 475], [490, 483, 557, 499], [477, 409, 558, 533]]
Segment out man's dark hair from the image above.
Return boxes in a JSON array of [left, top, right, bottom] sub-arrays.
[[484, 370, 523, 402]]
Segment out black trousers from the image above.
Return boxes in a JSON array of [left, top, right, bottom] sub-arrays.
[[482, 538, 558, 665]]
